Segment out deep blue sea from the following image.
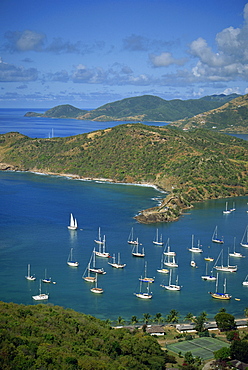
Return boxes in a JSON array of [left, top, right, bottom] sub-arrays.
[[0, 108, 248, 323]]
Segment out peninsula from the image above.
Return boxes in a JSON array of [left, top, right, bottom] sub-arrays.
[[0, 124, 247, 223]]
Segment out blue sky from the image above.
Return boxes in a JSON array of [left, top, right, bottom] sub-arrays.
[[0, 0, 248, 108]]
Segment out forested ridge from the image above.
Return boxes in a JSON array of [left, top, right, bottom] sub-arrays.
[[0, 124, 247, 222], [0, 301, 166, 369]]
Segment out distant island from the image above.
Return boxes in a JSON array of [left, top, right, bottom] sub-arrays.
[[0, 124, 247, 223], [25, 93, 240, 126]]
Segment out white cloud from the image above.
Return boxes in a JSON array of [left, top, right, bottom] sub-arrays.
[[4, 30, 45, 52], [150, 52, 186, 67], [0, 58, 38, 82]]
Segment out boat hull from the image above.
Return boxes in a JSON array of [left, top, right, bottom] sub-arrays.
[[32, 293, 49, 300]]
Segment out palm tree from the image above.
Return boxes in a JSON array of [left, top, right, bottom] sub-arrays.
[[154, 312, 163, 324], [131, 315, 139, 325], [244, 307, 248, 317], [143, 313, 151, 324], [116, 316, 125, 325], [184, 312, 194, 323], [166, 309, 179, 324]]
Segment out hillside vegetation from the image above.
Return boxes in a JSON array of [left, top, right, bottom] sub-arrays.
[[0, 124, 247, 223], [24, 94, 238, 122], [171, 94, 248, 133], [0, 301, 166, 369]]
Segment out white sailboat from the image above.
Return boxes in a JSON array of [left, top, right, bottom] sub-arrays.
[[209, 273, 231, 300], [214, 249, 237, 272], [94, 227, 104, 245], [212, 226, 224, 244], [223, 202, 231, 214], [82, 258, 96, 282], [160, 269, 181, 291], [242, 274, 248, 286], [127, 227, 138, 245], [163, 238, 176, 256], [163, 253, 178, 267], [94, 235, 110, 258], [132, 238, 145, 257], [188, 235, 203, 253], [153, 229, 164, 246], [201, 263, 216, 281], [42, 268, 52, 283], [108, 253, 126, 268], [230, 202, 236, 212], [89, 248, 106, 274], [139, 261, 154, 283], [25, 264, 36, 281], [229, 237, 244, 258], [32, 280, 49, 300], [134, 280, 152, 299], [68, 213, 78, 230], [240, 225, 248, 248], [90, 274, 103, 294], [157, 252, 169, 274], [67, 248, 79, 267]]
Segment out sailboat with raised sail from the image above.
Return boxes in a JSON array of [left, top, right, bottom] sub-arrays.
[[240, 225, 248, 248], [214, 249, 237, 272], [94, 235, 110, 258], [32, 280, 49, 300], [134, 279, 152, 299], [68, 213, 78, 230], [25, 264, 36, 281], [229, 237, 244, 258], [132, 238, 145, 257], [108, 253, 126, 269], [127, 227, 138, 245], [94, 227, 104, 245], [67, 248, 79, 267], [139, 261, 154, 283], [212, 226, 224, 244], [153, 229, 164, 246], [209, 273, 231, 300], [160, 269, 181, 291]]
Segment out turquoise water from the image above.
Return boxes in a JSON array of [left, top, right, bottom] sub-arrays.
[[0, 108, 248, 323]]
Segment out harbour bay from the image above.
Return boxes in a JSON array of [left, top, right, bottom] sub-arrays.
[[0, 108, 248, 323]]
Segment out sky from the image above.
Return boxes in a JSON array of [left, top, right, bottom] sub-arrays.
[[0, 0, 248, 109]]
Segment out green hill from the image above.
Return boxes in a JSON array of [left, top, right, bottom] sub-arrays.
[[0, 301, 166, 369], [24, 94, 238, 122], [0, 124, 247, 223], [171, 94, 248, 133]]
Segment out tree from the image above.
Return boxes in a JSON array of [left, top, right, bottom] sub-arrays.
[[116, 316, 125, 325], [184, 312, 194, 323], [214, 312, 236, 332], [230, 340, 248, 363], [143, 313, 151, 324], [194, 312, 207, 333], [214, 347, 231, 361], [166, 309, 179, 324], [131, 315, 138, 325], [154, 312, 163, 324]]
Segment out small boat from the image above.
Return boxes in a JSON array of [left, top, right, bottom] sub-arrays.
[[223, 202, 231, 214], [32, 280, 49, 301], [190, 260, 197, 268], [209, 273, 231, 300], [67, 248, 79, 267], [240, 225, 248, 248], [242, 274, 248, 286], [212, 226, 224, 244], [94, 235, 110, 258], [134, 280, 152, 299], [153, 229, 164, 246], [139, 261, 154, 283], [68, 213, 78, 230], [229, 237, 244, 258], [163, 253, 178, 267], [132, 238, 145, 257], [188, 235, 203, 253], [160, 269, 181, 291], [108, 253, 126, 269], [157, 252, 169, 274], [42, 268, 52, 283], [82, 260, 96, 282], [230, 202, 236, 212], [201, 263, 216, 281], [163, 238, 176, 256], [89, 249, 106, 274], [94, 227, 104, 245], [127, 227, 138, 245], [90, 274, 103, 294], [214, 249, 237, 272], [25, 264, 36, 281]]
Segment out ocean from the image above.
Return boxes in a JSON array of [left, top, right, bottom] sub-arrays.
[[0, 108, 248, 323]]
